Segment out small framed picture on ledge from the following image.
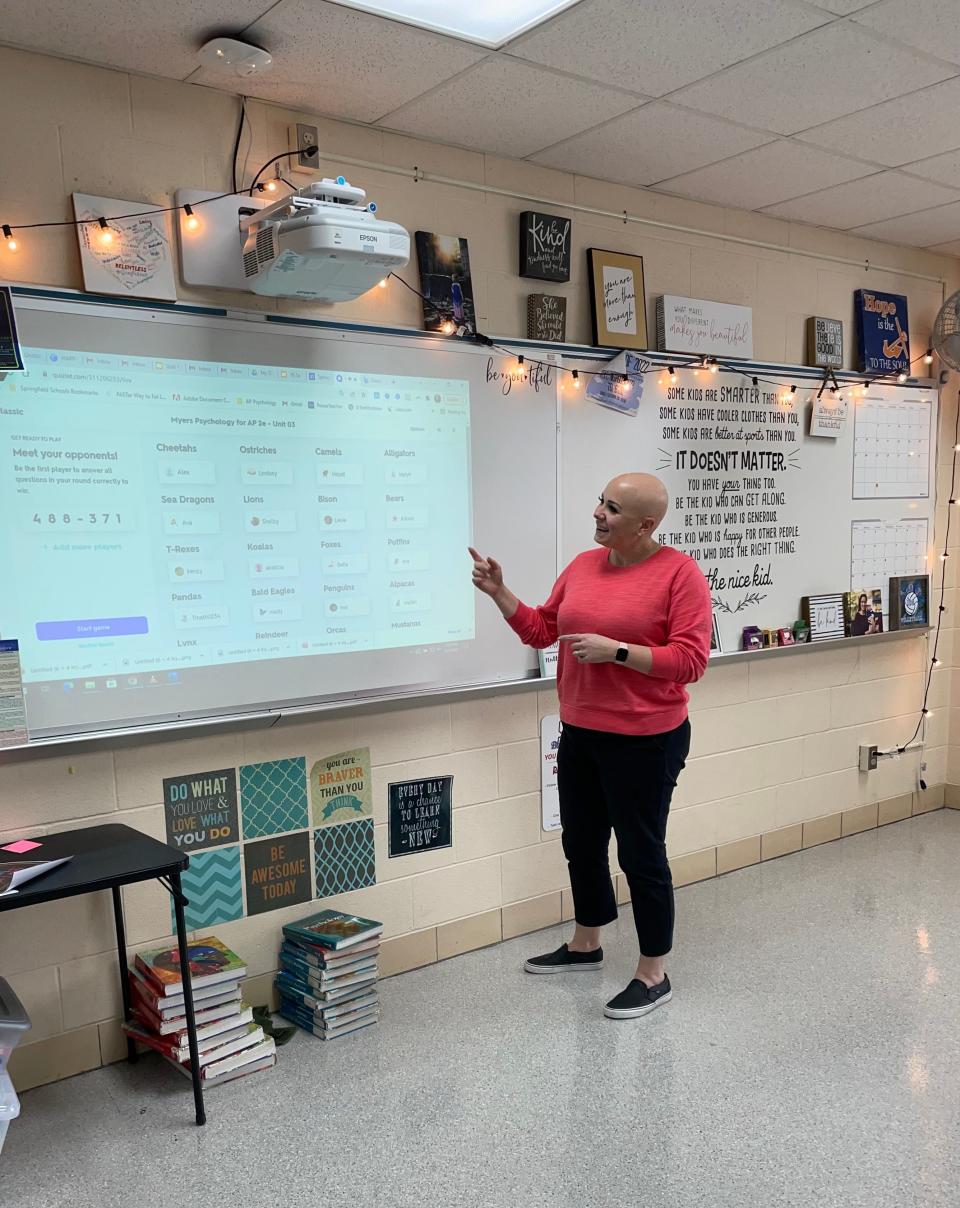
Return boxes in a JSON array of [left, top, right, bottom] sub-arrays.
[[888, 575, 929, 630], [587, 248, 647, 350]]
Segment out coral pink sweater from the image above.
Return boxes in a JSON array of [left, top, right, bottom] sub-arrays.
[[508, 546, 712, 735]]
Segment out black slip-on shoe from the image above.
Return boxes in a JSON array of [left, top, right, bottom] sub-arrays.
[[523, 943, 604, 974], [603, 975, 672, 1018]]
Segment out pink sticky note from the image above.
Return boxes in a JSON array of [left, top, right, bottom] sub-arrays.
[[2, 839, 41, 853]]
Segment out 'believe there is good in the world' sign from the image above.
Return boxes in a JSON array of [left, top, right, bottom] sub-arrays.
[[388, 776, 453, 857]]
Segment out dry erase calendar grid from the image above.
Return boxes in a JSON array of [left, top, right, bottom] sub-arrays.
[[853, 397, 931, 499], [851, 519, 928, 615]]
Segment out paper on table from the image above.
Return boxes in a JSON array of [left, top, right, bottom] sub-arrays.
[[0, 857, 72, 896]]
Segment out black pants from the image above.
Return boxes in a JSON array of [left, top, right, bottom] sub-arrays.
[[557, 719, 691, 958]]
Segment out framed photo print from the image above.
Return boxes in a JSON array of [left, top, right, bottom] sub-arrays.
[[414, 231, 476, 334], [710, 612, 721, 654], [888, 575, 929, 630], [801, 593, 845, 642], [844, 588, 883, 636], [587, 248, 647, 350]]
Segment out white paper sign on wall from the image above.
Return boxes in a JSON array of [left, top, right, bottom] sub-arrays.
[[810, 393, 848, 438], [540, 713, 562, 832], [656, 294, 753, 359], [602, 266, 638, 335]]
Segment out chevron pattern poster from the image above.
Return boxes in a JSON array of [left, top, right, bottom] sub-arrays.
[[173, 845, 244, 931], [314, 819, 376, 898], [240, 757, 309, 839]]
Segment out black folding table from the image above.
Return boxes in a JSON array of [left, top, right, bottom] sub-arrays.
[[0, 823, 205, 1125]]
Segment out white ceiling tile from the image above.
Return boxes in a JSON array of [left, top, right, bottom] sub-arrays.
[[926, 240, 960, 257], [901, 150, 960, 189], [507, 0, 829, 97], [653, 140, 872, 211], [761, 170, 960, 228], [671, 23, 954, 135], [852, 0, 960, 68], [377, 58, 640, 158], [0, 0, 268, 78], [810, 0, 879, 11], [848, 200, 960, 246], [798, 77, 960, 168], [193, 0, 487, 123], [530, 102, 773, 184]]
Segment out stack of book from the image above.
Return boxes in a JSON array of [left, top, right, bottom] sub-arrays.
[[276, 909, 383, 1040], [123, 935, 276, 1087]]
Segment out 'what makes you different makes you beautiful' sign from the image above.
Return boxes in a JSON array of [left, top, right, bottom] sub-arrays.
[[656, 295, 753, 360]]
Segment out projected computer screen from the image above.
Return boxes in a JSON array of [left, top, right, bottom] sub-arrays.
[[1, 301, 557, 738]]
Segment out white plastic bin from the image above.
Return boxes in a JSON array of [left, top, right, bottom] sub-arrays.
[[0, 1071, 20, 1157], [0, 978, 30, 1075]]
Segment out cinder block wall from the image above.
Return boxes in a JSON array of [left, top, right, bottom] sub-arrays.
[[1, 45, 958, 1090]]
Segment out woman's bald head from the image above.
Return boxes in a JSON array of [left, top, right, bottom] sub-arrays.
[[605, 474, 669, 528]]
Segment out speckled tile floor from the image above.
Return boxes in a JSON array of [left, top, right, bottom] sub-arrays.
[[2, 810, 959, 1208]]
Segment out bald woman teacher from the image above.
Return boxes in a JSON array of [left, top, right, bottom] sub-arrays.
[[470, 473, 712, 1019]]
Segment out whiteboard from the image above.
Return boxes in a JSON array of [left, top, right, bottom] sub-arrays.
[[1, 294, 558, 738], [562, 363, 937, 653]]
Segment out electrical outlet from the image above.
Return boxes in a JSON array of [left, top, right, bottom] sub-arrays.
[[289, 123, 320, 172], [858, 744, 878, 773]]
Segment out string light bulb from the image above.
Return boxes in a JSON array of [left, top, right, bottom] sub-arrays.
[[932, 657, 941, 667], [923, 708, 933, 718], [924, 349, 933, 365], [751, 376, 758, 388], [709, 358, 718, 374], [517, 354, 524, 367], [668, 365, 676, 379], [265, 165, 281, 193], [378, 277, 388, 289], [897, 371, 908, 383], [97, 217, 113, 247], [571, 370, 580, 389], [182, 204, 199, 232], [2, 224, 16, 252], [789, 384, 797, 396], [440, 319, 455, 335]]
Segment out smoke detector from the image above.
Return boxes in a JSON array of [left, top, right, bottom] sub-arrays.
[[198, 37, 273, 77]]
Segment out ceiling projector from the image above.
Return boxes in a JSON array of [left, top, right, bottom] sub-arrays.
[[240, 178, 410, 302]]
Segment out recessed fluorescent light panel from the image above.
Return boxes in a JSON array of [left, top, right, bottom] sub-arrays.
[[328, 0, 583, 48]]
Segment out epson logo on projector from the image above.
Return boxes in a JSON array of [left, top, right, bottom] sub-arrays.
[[359, 234, 376, 243]]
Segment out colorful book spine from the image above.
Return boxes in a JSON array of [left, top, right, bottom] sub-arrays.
[[278, 951, 377, 988], [129, 968, 242, 1015], [276, 984, 378, 1021], [131, 1002, 252, 1044], [282, 909, 383, 951], [134, 935, 246, 996], [280, 1002, 379, 1040], [281, 936, 381, 966]]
